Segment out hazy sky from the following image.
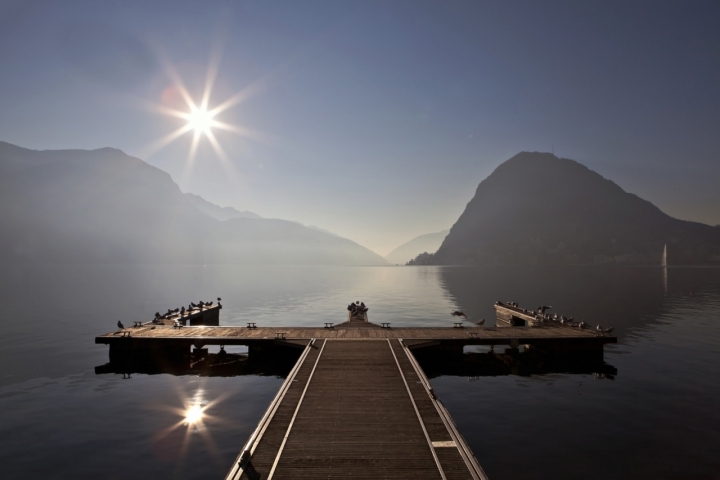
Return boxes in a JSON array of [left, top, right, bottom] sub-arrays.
[[1, 0, 719, 255]]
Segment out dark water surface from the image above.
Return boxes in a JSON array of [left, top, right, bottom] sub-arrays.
[[1, 265, 718, 479]]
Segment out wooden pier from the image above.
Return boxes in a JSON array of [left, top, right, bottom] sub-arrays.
[[225, 339, 487, 480], [96, 309, 616, 479]]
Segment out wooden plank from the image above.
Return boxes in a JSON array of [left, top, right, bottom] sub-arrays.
[[227, 340, 486, 480]]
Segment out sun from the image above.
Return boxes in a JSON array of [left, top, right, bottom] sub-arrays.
[[184, 105, 216, 135], [144, 51, 269, 173]]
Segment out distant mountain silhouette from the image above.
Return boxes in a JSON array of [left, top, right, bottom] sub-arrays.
[[184, 193, 261, 221], [0, 142, 387, 265], [385, 230, 449, 265], [415, 152, 720, 266]]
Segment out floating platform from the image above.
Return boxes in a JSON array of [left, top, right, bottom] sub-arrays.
[[96, 307, 616, 479]]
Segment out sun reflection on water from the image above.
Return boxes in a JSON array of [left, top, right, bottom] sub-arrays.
[[184, 404, 204, 425]]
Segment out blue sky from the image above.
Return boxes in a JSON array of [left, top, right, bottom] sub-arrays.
[[1, 0, 719, 254]]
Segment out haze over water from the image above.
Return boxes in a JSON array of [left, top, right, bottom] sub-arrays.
[[1, 264, 718, 479]]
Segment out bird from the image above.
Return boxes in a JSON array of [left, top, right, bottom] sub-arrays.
[[451, 311, 468, 318], [173, 308, 179, 313], [206, 301, 213, 307], [579, 321, 587, 329], [191, 302, 198, 308], [475, 319, 485, 326], [596, 324, 603, 333], [117, 320, 124, 329], [538, 305, 552, 313], [181, 306, 186, 314], [603, 327, 614, 334], [217, 297, 222, 302]]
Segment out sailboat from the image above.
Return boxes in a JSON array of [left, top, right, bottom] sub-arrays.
[[661, 244, 668, 267]]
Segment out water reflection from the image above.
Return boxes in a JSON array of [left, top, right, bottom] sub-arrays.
[[96, 342, 617, 383], [2, 264, 719, 480], [435, 265, 720, 339]]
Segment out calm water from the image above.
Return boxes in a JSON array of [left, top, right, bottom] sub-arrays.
[[1, 265, 719, 479]]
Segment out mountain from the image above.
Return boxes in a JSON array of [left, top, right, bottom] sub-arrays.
[[0, 141, 387, 265], [416, 152, 720, 266], [184, 193, 262, 221], [385, 230, 449, 265]]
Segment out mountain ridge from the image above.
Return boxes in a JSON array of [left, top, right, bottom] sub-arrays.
[[385, 230, 449, 265], [0, 141, 387, 265], [414, 152, 720, 266], [184, 192, 262, 221]]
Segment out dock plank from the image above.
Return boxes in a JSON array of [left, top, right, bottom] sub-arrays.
[[228, 340, 487, 480]]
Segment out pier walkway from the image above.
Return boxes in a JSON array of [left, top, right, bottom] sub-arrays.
[[96, 307, 616, 478], [226, 339, 486, 480]]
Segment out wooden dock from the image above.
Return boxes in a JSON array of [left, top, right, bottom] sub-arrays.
[[225, 339, 487, 480], [96, 308, 616, 478]]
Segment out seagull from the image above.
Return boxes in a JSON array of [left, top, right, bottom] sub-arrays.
[[538, 305, 552, 313], [451, 311, 468, 318], [217, 297, 222, 302], [603, 327, 614, 334], [117, 320, 124, 329], [579, 321, 587, 329], [191, 302, 198, 308], [475, 318, 485, 326], [596, 324, 603, 333], [206, 301, 213, 307]]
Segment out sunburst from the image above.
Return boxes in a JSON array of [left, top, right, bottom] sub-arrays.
[[144, 51, 268, 178]]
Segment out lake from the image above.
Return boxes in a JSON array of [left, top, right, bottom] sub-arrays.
[[1, 264, 718, 479]]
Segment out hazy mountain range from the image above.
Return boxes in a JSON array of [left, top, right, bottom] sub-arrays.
[[384, 230, 449, 265], [411, 152, 720, 266], [0, 142, 387, 265], [184, 193, 262, 221]]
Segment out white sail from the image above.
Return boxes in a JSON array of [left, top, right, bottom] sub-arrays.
[[662, 244, 668, 267]]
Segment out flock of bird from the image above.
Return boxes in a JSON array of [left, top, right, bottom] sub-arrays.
[[117, 297, 222, 330], [451, 301, 613, 334]]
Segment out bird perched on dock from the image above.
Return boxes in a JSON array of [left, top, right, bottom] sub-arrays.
[[475, 319, 485, 326], [603, 327, 613, 333], [191, 302, 198, 308], [117, 320, 124, 329], [451, 311, 468, 318], [579, 321, 587, 329], [180, 306, 185, 314], [538, 306, 552, 314], [206, 301, 213, 307]]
